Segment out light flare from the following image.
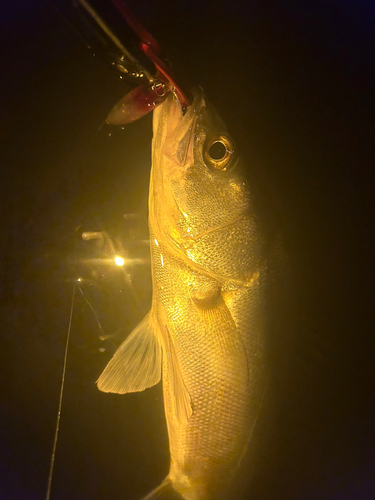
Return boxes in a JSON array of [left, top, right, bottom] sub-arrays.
[[114, 256, 125, 266]]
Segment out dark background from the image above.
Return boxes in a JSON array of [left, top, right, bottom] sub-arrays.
[[1, 1, 374, 499]]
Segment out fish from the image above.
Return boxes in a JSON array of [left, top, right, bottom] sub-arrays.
[[97, 88, 268, 500]]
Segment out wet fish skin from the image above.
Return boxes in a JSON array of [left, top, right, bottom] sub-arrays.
[[98, 90, 267, 500]]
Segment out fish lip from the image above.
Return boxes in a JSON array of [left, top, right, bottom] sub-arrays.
[[182, 86, 205, 137], [163, 87, 205, 167], [180, 86, 204, 123]]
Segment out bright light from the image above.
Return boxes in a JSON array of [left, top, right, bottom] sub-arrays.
[[114, 256, 125, 267]]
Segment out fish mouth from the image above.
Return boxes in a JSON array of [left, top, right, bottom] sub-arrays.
[[156, 88, 205, 168], [150, 88, 205, 257]]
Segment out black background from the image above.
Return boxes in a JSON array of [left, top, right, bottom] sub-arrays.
[[1, 1, 374, 499]]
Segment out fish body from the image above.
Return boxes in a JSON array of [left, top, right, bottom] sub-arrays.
[[98, 90, 268, 500]]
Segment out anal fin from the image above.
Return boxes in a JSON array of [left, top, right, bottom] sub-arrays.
[[97, 312, 162, 393]]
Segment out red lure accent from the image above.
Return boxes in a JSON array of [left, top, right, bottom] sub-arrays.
[[106, 80, 169, 125], [109, 0, 190, 110], [109, 0, 162, 55], [141, 44, 190, 109]]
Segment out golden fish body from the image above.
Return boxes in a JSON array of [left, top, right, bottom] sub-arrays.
[[98, 90, 267, 500]]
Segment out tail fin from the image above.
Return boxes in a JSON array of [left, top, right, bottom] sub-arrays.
[[141, 478, 184, 500]]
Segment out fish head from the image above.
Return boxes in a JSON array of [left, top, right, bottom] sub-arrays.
[[150, 88, 262, 280]]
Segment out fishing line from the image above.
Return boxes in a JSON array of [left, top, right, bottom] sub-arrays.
[[77, 283, 107, 338], [45, 283, 76, 500]]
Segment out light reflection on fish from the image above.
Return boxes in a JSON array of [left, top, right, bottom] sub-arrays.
[[97, 88, 267, 500]]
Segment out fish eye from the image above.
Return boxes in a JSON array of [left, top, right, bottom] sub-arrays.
[[208, 141, 226, 160], [204, 135, 235, 171]]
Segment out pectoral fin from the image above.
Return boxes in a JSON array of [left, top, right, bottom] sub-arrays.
[[192, 286, 249, 389], [161, 325, 193, 424], [97, 313, 162, 394]]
